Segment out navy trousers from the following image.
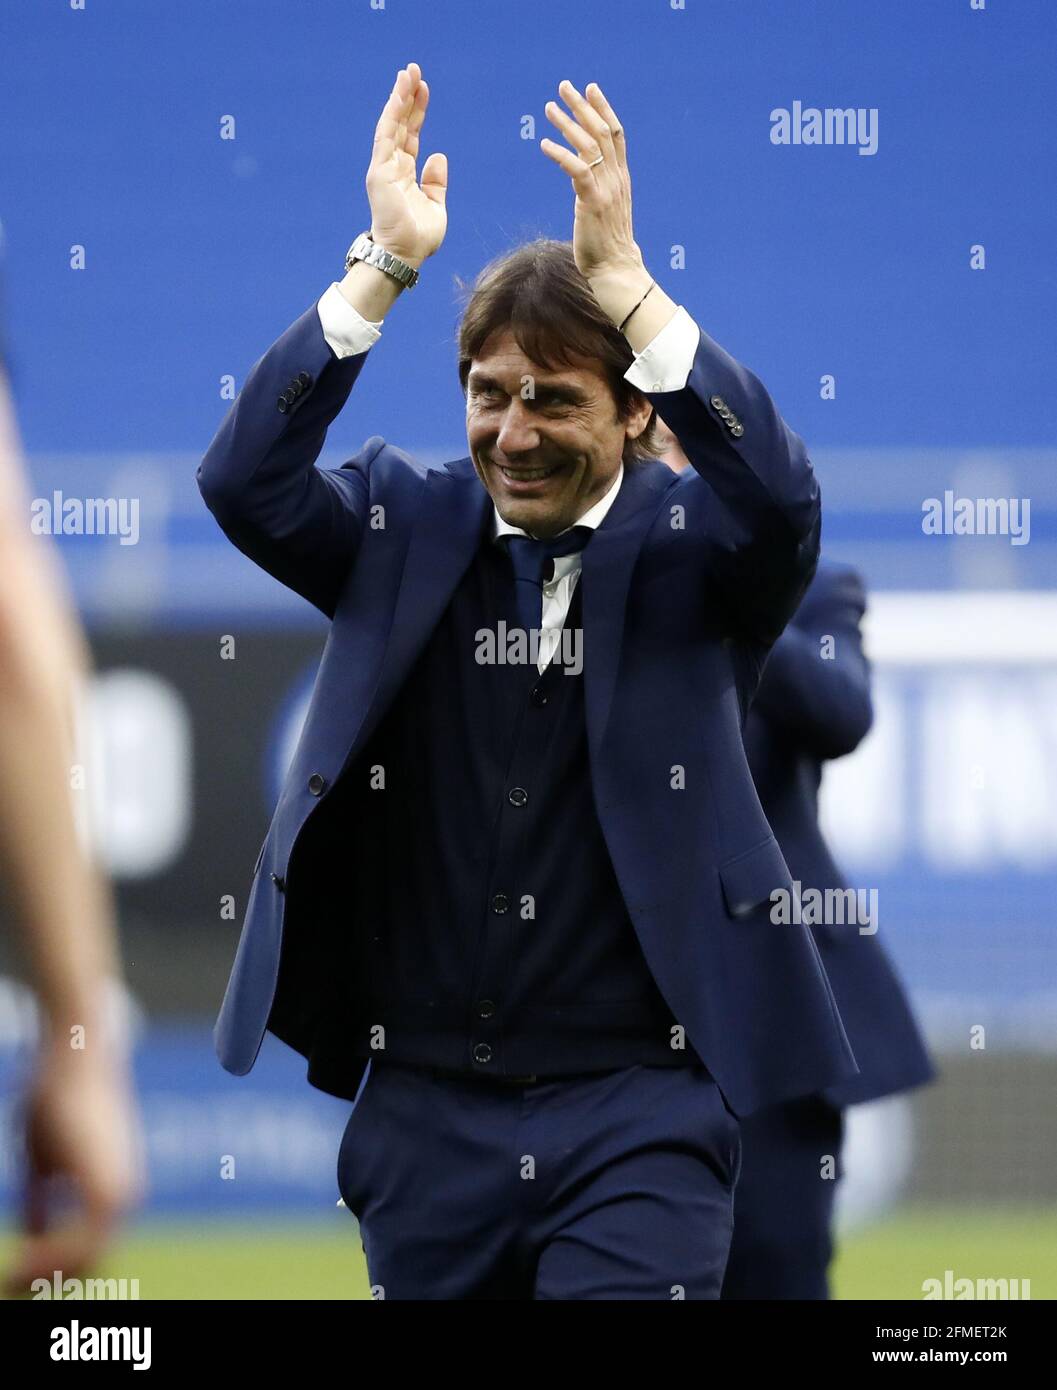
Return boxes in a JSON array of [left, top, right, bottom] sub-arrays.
[[336, 1058, 741, 1300], [720, 1094, 844, 1300]]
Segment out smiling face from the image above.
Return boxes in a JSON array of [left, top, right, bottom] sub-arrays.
[[466, 328, 652, 538]]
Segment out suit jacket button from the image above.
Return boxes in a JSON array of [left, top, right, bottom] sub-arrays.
[[477, 1000, 496, 1020], [473, 1042, 493, 1064], [297, 371, 312, 388], [731, 423, 744, 437], [710, 395, 727, 410], [308, 772, 327, 796], [277, 396, 289, 413], [270, 872, 285, 892]]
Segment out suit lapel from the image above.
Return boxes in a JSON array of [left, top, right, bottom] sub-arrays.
[[581, 459, 676, 756], [354, 457, 490, 751]]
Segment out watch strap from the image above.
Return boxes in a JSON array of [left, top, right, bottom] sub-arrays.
[[345, 232, 420, 290]]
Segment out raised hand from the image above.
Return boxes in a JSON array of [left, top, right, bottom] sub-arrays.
[[366, 63, 447, 268], [540, 80, 643, 282]]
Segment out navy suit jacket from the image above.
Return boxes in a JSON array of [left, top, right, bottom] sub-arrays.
[[197, 296, 859, 1117], [744, 559, 935, 1107]]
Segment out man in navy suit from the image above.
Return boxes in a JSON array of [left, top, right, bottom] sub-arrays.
[[197, 64, 857, 1299]]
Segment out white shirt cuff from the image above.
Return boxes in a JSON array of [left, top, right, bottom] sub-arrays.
[[317, 281, 383, 359], [623, 304, 700, 393]]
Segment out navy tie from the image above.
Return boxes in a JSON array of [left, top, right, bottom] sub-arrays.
[[502, 525, 593, 633]]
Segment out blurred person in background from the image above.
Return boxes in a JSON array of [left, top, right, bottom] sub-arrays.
[[658, 417, 935, 1298], [0, 231, 142, 1296]]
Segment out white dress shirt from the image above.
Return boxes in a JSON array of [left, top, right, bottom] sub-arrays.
[[315, 281, 701, 672], [492, 466, 623, 672]]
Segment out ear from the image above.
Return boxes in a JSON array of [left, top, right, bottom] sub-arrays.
[[621, 390, 654, 442]]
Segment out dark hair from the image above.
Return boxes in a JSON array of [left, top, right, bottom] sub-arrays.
[[454, 237, 662, 467]]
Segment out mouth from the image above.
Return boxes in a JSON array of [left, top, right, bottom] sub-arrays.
[[495, 461, 564, 491]]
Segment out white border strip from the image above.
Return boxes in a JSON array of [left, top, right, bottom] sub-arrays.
[[865, 592, 1057, 664]]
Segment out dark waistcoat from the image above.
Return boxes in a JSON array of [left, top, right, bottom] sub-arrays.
[[342, 527, 699, 1078]]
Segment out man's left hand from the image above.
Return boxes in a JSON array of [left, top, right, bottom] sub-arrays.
[[541, 80, 644, 282]]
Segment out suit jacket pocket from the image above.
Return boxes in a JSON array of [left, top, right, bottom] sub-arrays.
[[336, 1061, 376, 1218], [718, 834, 794, 920]]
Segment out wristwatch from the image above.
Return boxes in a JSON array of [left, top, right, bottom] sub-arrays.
[[344, 232, 420, 290]]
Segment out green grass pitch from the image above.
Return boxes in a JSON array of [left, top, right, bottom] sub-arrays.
[[3, 1206, 1055, 1299]]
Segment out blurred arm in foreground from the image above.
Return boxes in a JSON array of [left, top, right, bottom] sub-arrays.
[[0, 348, 142, 1296]]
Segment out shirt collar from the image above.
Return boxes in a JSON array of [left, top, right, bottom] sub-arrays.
[[491, 462, 625, 543]]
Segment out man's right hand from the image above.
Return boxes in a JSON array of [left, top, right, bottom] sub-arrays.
[[366, 63, 447, 269]]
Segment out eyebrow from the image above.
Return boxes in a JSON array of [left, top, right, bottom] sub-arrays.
[[466, 372, 589, 404]]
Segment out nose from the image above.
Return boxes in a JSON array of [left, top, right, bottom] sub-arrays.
[[495, 399, 541, 456]]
